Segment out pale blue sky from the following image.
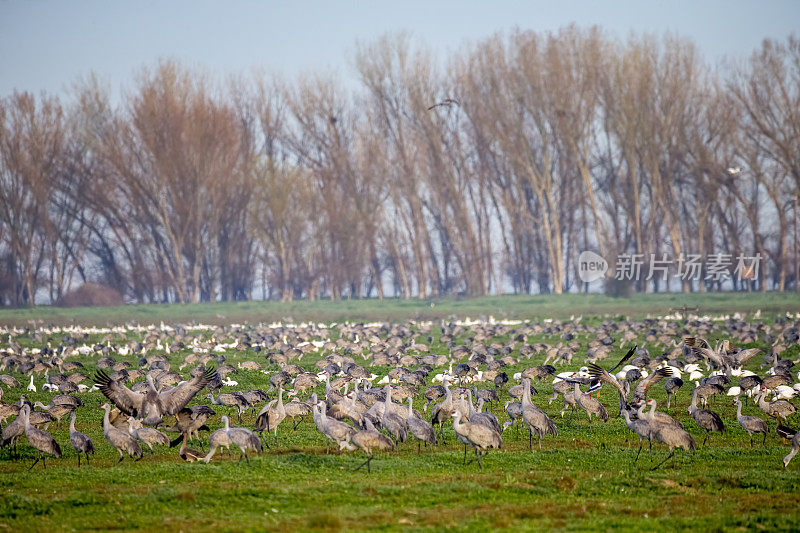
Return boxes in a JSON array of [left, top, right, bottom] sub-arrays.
[[1, 0, 798, 100]]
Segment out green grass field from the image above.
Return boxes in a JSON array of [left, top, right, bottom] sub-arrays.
[[1, 291, 799, 327], [1, 294, 800, 531]]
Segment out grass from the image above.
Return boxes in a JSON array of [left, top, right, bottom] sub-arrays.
[[1, 294, 799, 531], [1, 291, 799, 327]]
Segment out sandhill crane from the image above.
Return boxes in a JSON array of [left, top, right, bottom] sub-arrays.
[[381, 385, 408, 443], [203, 423, 234, 462], [503, 400, 523, 437], [178, 433, 204, 462], [205, 392, 247, 422], [100, 403, 142, 463], [311, 394, 356, 452], [32, 401, 74, 429], [95, 365, 217, 426], [466, 389, 501, 434], [223, 416, 262, 463], [0, 396, 20, 428], [453, 363, 471, 387], [621, 406, 650, 462], [570, 379, 608, 423], [451, 409, 502, 470], [638, 399, 684, 429], [689, 389, 725, 446], [548, 379, 571, 406], [664, 377, 683, 408], [520, 378, 557, 450], [167, 405, 215, 450], [734, 398, 768, 446], [649, 417, 696, 470], [352, 419, 394, 472], [406, 398, 436, 452], [430, 381, 455, 443], [68, 412, 94, 466], [284, 398, 311, 430], [19, 405, 61, 469], [783, 431, 800, 468], [757, 391, 796, 422], [1, 409, 25, 459], [128, 417, 169, 453], [255, 387, 286, 444], [473, 387, 499, 409]]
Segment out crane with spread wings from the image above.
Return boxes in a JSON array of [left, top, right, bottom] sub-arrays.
[[94, 366, 217, 427]]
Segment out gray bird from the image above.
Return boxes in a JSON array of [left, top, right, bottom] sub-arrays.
[[689, 389, 725, 446], [20, 404, 62, 470], [352, 419, 394, 473], [406, 398, 436, 452], [95, 366, 217, 426], [100, 403, 142, 463], [734, 398, 768, 446], [451, 409, 502, 470], [68, 412, 94, 466]]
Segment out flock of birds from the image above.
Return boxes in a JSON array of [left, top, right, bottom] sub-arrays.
[[1, 314, 800, 473]]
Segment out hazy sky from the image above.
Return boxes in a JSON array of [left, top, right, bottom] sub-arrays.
[[1, 0, 798, 100]]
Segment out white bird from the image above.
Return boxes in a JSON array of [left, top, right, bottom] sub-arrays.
[[222, 377, 238, 387], [726, 167, 741, 175], [27, 376, 36, 393], [774, 385, 797, 400], [727, 386, 742, 397]]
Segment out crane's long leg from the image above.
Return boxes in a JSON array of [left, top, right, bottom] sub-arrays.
[[634, 441, 643, 462], [763, 432, 767, 445], [28, 456, 40, 471], [651, 450, 674, 470], [354, 454, 372, 473], [702, 431, 709, 447]]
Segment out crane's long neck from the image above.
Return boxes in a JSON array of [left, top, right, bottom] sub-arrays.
[[736, 402, 743, 419], [452, 411, 464, 433], [22, 408, 30, 432], [408, 398, 413, 418], [277, 388, 284, 409], [102, 406, 110, 430], [69, 414, 76, 433], [785, 438, 799, 467], [690, 391, 698, 413], [467, 390, 476, 416], [648, 402, 657, 420]]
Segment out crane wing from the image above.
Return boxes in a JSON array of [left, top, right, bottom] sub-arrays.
[[632, 368, 669, 403], [732, 348, 761, 367], [587, 363, 626, 398], [158, 366, 218, 416], [94, 369, 144, 416], [608, 346, 637, 372]]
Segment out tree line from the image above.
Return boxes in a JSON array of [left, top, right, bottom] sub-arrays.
[[1, 26, 798, 305]]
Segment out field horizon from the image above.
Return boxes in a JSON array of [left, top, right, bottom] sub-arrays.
[[1, 291, 799, 327]]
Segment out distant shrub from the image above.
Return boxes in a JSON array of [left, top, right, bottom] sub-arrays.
[[603, 277, 633, 298], [57, 283, 124, 308]]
